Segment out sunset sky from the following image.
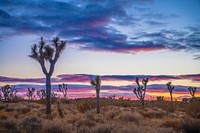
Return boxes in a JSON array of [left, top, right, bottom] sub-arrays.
[[0, 0, 200, 100]]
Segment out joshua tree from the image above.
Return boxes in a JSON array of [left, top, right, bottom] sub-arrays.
[[37, 89, 46, 99], [1, 85, 18, 102], [156, 96, 164, 101], [133, 77, 149, 107], [91, 75, 101, 114], [166, 82, 175, 112], [29, 37, 66, 115], [27, 88, 35, 100], [166, 82, 174, 102], [188, 87, 197, 98], [9, 85, 18, 100], [58, 83, 68, 98]]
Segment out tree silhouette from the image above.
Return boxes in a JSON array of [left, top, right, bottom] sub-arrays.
[[166, 82, 175, 112], [37, 89, 45, 99], [133, 77, 148, 108], [1, 85, 18, 102], [188, 87, 197, 98], [27, 88, 35, 100], [29, 37, 66, 116], [166, 82, 174, 102], [58, 83, 68, 98], [91, 75, 101, 114]]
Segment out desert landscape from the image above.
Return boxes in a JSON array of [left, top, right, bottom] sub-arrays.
[[1, 0, 200, 133], [0, 98, 200, 133]]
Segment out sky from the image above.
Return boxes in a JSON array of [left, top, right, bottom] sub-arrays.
[[0, 0, 200, 100]]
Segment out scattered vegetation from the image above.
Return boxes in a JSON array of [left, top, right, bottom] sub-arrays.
[[0, 98, 199, 133]]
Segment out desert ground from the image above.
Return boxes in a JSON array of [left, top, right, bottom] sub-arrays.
[[0, 98, 200, 133]]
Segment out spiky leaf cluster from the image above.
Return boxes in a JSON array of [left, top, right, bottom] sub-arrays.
[[188, 87, 197, 97], [29, 37, 66, 63], [91, 75, 101, 92], [166, 82, 174, 94]]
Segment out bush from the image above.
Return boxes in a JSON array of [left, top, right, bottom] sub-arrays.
[[116, 111, 143, 123], [75, 99, 96, 113], [3, 118, 18, 132], [185, 101, 200, 118], [19, 115, 42, 133], [43, 119, 72, 133], [92, 124, 115, 133], [181, 117, 200, 133], [139, 108, 166, 118]]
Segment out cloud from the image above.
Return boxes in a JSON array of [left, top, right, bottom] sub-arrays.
[[1, 74, 200, 84], [6, 82, 199, 99], [0, 0, 199, 57]]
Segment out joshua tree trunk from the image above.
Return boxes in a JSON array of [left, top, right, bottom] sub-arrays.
[[96, 87, 100, 114], [170, 93, 173, 112], [46, 74, 51, 115], [170, 93, 173, 102], [141, 98, 145, 107]]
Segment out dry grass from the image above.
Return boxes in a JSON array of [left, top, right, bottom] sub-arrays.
[[0, 99, 199, 133]]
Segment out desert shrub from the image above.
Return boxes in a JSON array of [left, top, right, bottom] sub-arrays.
[[76, 118, 96, 128], [19, 115, 42, 133], [0, 104, 8, 110], [116, 111, 143, 123], [161, 118, 181, 131], [66, 115, 80, 126], [92, 124, 115, 133], [181, 117, 200, 133], [20, 107, 31, 114], [139, 108, 166, 118], [105, 108, 120, 120], [75, 99, 96, 113], [3, 118, 18, 132], [111, 100, 133, 107], [42, 119, 72, 133], [77, 126, 91, 133], [86, 112, 105, 123], [185, 101, 200, 118]]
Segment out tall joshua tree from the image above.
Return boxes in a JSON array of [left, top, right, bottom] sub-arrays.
[[166, 82, 174, 102], [133, 77, 148, 108], [91, 75, 101, 114], [29, 37, 66, 115], [188, 87, 197, 98]]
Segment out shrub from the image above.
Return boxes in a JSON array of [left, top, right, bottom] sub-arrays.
[[42, 119, 72, 133], [116, 111, 143, 123], [3, 118, 18, 132], [91, 124, 115, 133], [185, 101, 200, 118], [19, 115, 42, 133], [20, 107, 31, 114], [181, 117, 200, 133], [161, 118, 181, 131], [139, 108, 166, 118], [75, 99, 96, 113]]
